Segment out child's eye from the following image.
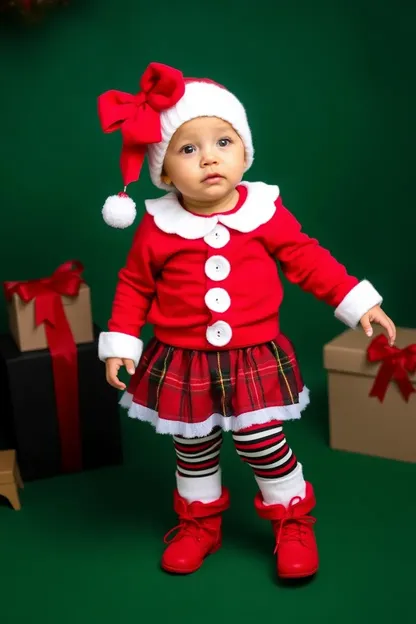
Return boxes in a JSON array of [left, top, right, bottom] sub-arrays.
[[218, 138, 232, 147], [180, 144, 195, 154]]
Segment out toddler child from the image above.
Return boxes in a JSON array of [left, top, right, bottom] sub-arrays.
[[97, 62, 396, 579]]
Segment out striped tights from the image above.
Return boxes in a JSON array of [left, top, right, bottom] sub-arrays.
[[173, 421, 297, 481]]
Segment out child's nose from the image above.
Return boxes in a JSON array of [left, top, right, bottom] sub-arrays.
[[202, 152, 219, 166]]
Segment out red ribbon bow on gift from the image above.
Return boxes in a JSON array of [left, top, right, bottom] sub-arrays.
[[97, 62, 185, 187], [367, 334, 416, 402], [4, 260, 84, 336], [3, 260, 86, 472]]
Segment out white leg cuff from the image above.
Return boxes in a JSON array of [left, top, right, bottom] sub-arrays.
[[176, 468, 222, 504], [255, 463, 306, 507]]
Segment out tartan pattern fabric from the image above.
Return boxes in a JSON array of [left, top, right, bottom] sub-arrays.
[[126, 333, 304, 427]]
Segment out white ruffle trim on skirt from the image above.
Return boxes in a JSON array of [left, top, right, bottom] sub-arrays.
[[119, 386, 310, 439]]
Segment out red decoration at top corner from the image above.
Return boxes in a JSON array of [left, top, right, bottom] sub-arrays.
[[0, 0, 69, 16]]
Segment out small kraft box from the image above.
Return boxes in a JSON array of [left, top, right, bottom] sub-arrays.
[[0, 323, 123, 481], [323, 325, 416, 463], [3, 259, 94, 352]]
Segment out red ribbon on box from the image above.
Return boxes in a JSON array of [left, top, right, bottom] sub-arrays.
[[366, 334, 416, 402], [3, 260, 85, 472]]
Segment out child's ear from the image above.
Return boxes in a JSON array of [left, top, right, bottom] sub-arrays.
[[161, 166, 172, 186]]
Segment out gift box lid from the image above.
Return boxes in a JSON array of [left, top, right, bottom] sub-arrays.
[[323, 326, 416, 382]]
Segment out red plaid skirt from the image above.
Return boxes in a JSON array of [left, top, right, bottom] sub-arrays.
[[120, 334, 309, 438]]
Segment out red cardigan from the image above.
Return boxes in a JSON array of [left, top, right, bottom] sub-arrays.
[[99, 182, 382, 364]]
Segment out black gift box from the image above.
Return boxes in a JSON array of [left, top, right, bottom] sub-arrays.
[[0, 324, 123, 481]]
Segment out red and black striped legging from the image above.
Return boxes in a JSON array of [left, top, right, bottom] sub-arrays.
[[173, 421, 297, 480]]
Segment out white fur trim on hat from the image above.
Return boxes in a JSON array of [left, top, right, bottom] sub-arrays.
[[147, 80, 254, 191]]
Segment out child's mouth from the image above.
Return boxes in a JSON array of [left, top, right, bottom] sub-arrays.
[[202, 174, 224, 184]]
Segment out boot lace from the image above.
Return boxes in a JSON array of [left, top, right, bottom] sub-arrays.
[[163, 507, 217, 545], [273, 496, 316, 554]]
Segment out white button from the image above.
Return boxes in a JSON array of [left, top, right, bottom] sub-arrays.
[[204, 224, 230, 249], [206, 321, 232, 347], [204, 288, 231, 313], [205, 255, 230, 281]]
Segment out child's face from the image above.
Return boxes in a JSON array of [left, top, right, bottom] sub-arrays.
[[163, 117, 246, 202]]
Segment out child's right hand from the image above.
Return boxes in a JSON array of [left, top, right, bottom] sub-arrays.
[[105, 357, 136, 390]]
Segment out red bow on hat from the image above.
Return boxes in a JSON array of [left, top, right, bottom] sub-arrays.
[[97, 62, 185, 187]]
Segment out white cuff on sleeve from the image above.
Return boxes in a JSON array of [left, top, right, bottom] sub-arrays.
[[98, 331, 143, 368], [334, 279, 383, 328]]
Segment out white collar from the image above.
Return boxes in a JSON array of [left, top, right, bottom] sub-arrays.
[[144, 181, 280, 240]]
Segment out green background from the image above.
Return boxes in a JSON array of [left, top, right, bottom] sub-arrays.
[[0, 1, 415, 622]]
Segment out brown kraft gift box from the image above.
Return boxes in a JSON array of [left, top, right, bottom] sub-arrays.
[[3, 260, 94, 352], [323, 325, 416, 463]]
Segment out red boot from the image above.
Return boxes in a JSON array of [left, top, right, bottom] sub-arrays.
[[161, 487, 230, 574], [254, 482, 319, 579]]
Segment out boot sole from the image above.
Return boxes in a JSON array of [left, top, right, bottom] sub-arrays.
[[161, 562, 203, 575], [161, 542, 221, 575], [278, 567, 318, 579]]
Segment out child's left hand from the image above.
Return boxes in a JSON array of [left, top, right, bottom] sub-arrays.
[[360, 305, 396, 346]]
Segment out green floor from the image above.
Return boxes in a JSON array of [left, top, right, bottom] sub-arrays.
[[1, 382, 415, 624]]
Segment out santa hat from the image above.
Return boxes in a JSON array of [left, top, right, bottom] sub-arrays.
[[97, 62, 254, 228]]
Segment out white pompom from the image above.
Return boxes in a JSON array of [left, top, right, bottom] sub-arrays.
[[102, 193, 137, 229]]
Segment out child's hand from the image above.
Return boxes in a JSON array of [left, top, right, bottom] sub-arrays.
[[105, 357, 136, 390], [360, 305, 396, 346]]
